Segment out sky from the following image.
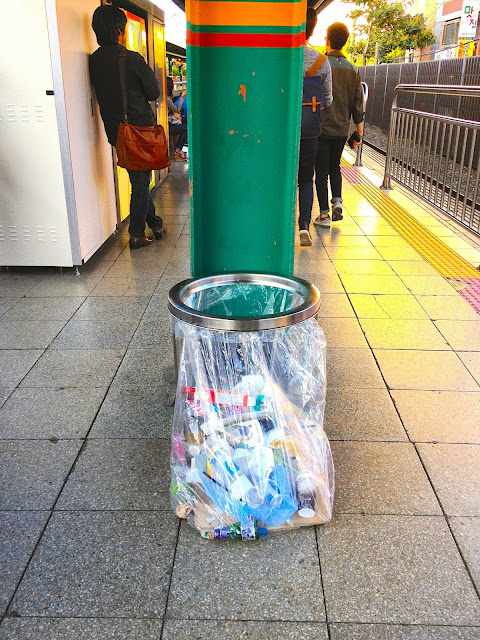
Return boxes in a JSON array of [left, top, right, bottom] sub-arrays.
[[151, 0, 187, 47], [150, 0, 357, 49], [310, 1, 355, 47]]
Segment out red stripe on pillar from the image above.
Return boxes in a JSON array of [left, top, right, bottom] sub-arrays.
[[187, 31, 305, 47]]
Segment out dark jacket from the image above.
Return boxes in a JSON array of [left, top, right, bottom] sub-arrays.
[[89, 44, 160, 146], [320, 51, 364, 138]]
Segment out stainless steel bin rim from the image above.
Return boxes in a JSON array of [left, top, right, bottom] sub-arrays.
[[168, 272, 321, 331]]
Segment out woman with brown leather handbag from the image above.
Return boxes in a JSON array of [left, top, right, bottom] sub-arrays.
[[90, 4, 168, 249]]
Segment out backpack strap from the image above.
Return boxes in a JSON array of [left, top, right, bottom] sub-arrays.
[[305, 53, 327, 77]]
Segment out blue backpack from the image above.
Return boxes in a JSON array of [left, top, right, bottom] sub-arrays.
[[301, 54, 327, 139]]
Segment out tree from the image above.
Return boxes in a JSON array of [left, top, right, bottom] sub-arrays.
[[345, 0, 436, 65]]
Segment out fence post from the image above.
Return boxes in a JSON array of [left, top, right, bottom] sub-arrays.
[[381, 108, 395, 190], [381, 86, 399, 190], [354, 82, 369, 167]]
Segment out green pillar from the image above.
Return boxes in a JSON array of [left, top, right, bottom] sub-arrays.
[[186, 0, 306, 277]]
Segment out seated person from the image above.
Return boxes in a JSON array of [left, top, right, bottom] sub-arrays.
[[167, 77, 188, 161], [174, 89, 187, 122]]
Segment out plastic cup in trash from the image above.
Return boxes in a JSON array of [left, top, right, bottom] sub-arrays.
[[296, 473, 316, 518]]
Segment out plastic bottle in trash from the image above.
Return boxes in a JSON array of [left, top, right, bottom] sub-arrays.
[[204, 517, 267, 541], [296, 473, 317, 518], [206, 441, 263, 507], [248, 445, 275, 488]]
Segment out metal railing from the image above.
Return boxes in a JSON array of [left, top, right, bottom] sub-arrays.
[[354, 82, 369, 167], [382, 84, 480, 236]]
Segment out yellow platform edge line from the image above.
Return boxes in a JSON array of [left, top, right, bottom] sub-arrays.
[[341, 162, 480, 279], [357, 185, 478, 279]]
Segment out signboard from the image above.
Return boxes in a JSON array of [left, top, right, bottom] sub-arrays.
[[458, 39, 477, 55], [435, 45, 458, 59], [459, 1, 479, 39]]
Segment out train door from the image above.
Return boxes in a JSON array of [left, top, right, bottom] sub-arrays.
[[152, 18, 168, 186]]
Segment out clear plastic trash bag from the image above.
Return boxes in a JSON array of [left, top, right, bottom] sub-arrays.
[[170, 314, 334, 541]]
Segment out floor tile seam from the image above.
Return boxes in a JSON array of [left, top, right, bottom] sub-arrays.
[[374, 385, 480, 391], [330, 438, 480, 444], [68, 260, 168, 356], [327, 621, 480, 628], [338, 345, 456, 352], [5, 349, 47, 390], [412, 293, 480, 318], [0, 436, 172, 442], [54, 317, 142, 326], [331, 283, 416, 467], [352, 328, 418, 444], [0, 509, 174, 517], [0, 614, 166, 621], [323, 513, 471, 520], [162, 615, 329, 624], [26, 615, 476, 626], [357, 320, 464, 351], [15, 384, 122, 390], [8, 316, 71, 353], [0, 370, 116, 624], [392, 387, 480, 394], [410, 437, 480, 600], [51, 508, 176, 513], [329, 438, 480, 445], [313, 521, 331, 637], [158, 519, 182, 640], [332, 510, 456, 516], [415, 442, 480, 448]]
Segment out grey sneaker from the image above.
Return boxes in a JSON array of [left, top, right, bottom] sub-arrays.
[[332, 204, 343, 221], [299, 229, 312, 246], [313, 214, 331, 227]]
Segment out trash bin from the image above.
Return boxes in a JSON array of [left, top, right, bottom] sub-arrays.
[[168, 273, 334, 541]]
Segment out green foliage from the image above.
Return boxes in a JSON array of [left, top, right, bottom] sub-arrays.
[[345, 0, 436, 64]]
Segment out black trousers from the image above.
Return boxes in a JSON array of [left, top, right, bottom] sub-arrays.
[[315, 136, 347, 212], [126, 169, 164, 239]]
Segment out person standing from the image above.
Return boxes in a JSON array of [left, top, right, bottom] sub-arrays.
[[89, 4, 166, 249], [297, 7, 333, 247], [314, 22, 364, 227]]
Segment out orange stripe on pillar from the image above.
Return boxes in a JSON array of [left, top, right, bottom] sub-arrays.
[[187, 0, 305, 27]]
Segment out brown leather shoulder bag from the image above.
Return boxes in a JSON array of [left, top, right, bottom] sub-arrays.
[[116, 52, 171, 171]]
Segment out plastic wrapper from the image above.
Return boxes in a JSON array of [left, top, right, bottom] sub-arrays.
[[170, 286, 334, 541]]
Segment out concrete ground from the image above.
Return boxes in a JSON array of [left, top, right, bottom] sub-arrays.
[[0, 153, 479, 639]]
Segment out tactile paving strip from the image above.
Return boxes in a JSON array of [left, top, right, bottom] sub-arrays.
[[341, 163, 480, 280]]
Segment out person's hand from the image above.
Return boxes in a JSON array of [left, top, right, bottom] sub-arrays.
[[174, 112, 182, 121], [353, 137, 362, 149], [181, 90, 187, 98]]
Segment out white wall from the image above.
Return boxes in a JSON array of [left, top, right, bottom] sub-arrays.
[[55, 0, 117, 262]]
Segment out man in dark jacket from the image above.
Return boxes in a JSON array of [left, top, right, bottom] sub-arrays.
[[313, 22, 364, 228], [90, 4, 165, 249]]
